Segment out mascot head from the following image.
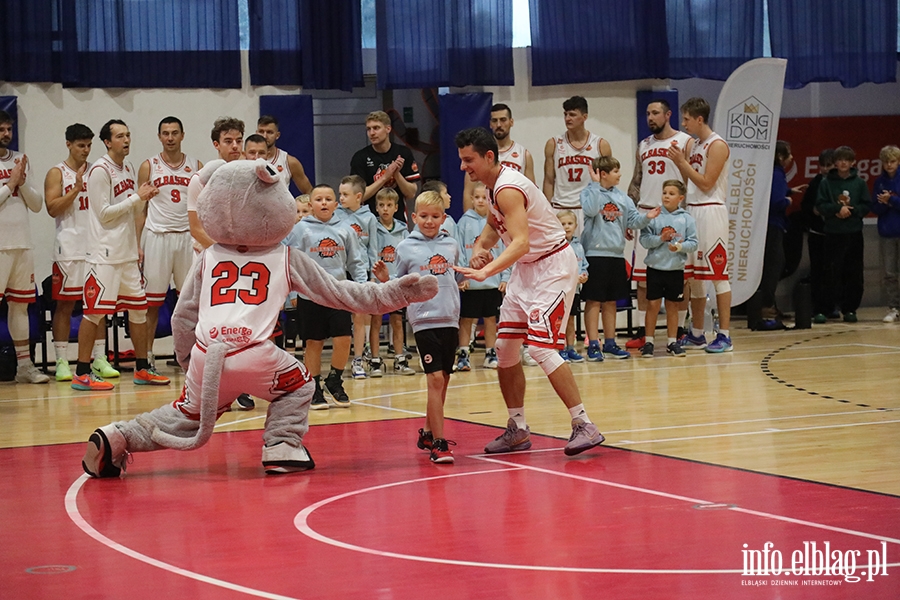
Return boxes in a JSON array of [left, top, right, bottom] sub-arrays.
[[196, 159, 295, 249]]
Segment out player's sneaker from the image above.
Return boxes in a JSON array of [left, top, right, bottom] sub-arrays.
[[883, 308, 899, 323], [55, 358, 73, 382], [705, 332, 733, 353], [484, 418, 532, 453], [563, 418, 605, 456], [455, 349, 471, 372], [134, 367, 170, 386], [234, 393, 255, 410], [842, 312, 858, 323], [625, 327, 646, 349], [351, 357, 367, 379], [521, 346, 539, 366], [324, 372, 351, 407], [262, 441, 315, 474], [91, 357, 120, 379], [417, 428, 433, 451], [394, 355, 416, 375], [483, 348, 498, 369], [641, 341, 655, 358], [666, 342, 685, 357], [562, 347, 585, 363], [15, 363, 50, 384], [82, 424, 129, 478], [311, 385, 329, 410], [430, 438, 456, 464], [72, 372, 114, 391], [586, 340, 604, 362], [602, 342, 630, 360], [812, 313, 827, 324], [368, 357, 384, 377], [680, 332, 707, 350]]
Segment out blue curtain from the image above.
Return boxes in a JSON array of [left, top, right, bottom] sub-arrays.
[[0, 1, 58, 83], [665, 0, 764, 80], [529, 0, 668, 86], [62, 0, 241, 89], [768, 0, 898, 88], [249, 0, 363, 91], [376, 0, 513, 89]]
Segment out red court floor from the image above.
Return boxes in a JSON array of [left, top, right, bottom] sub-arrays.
[[3, 419, 899, 599]]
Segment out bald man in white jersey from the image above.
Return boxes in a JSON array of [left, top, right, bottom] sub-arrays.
[[454, 127, 605, 457], [543, 96, 611, 235], [256, 115, 313, 193], [668, 97, 733, 353], [137, 116, 202, 367], [623, 99, 694, 350]]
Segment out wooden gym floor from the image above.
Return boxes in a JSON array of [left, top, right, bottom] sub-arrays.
[[2, 309, 899, 599]]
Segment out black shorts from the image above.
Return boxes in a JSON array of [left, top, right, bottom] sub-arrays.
[[581, 256, 630, 302], [646, 267, 685, 302], [570, 292, 581, 316], [297, 298, 352, 341], [414, 327, 458, 375], [460, 288, 502, 319]]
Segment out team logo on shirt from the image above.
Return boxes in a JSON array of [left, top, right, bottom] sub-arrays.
[[272, 365, 310, 394], [661, 226, 677, 241], [422, 254, 451, 275], [311, 238, 341, 258], [529, 309, 541, 323], [277, 165, 284, 172], [381, 245, 397, 263], [185, 166, 192, 173], [350, 223, 363, 237], [511, 152, 519, 158], [601, 202, 622, 222], [209, 327, 219, 339]]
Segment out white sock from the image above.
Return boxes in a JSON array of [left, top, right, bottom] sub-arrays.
[[15, 344, 30, 367], [508, 407, 526, 430], [92, 340, 106, 361], [668, 337, 676, 345], [54, 341, 68, 361], [692, 327, 704, 337], [645, 336, 655, 344], [568, 403, 592, 424]]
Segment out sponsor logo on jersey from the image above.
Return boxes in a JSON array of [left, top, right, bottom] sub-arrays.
[[209, 327, 219, 339], [185, 166, 191, 173], [380, 245, 396, 263], [220, 325, 253, 345], [311, 238, 342, 258], [421, 254, 451, 275], [277, 165, 284, 172], [152, 175, 191, 188], [529, 309, 541, 323], [557, 155, 593, 169], [511, 152, 519, 158], [423, 353, 432, 364], [601, 202, 622, 222], [586, 145, 593, 151], [411, 162, 419, 172]]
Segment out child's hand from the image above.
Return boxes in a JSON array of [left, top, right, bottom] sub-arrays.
[[660, 229, 674, 241], [589, 166, 602, 183], [470, 248, 493, 269], [578, 273, 588, 284], [498, 282, 507, 293], [838, 206, 851, 219], [668, 242, 682, 252], [372, 260, 389, 282], [878, 190, 892, 204], [647, 206, 661, 218], [458, 280, 469, 291], [625, 228, 634, 241]]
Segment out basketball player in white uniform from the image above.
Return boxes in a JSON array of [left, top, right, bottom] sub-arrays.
[[243, 134, 269, 160], [72, 119, 169, 391], [44, 123, 118, 382], [137, 116, 202, 366], [624, 99, 694, 348], [454, 127, 605, 457], [0, 110, 49, 384], [257, 115, 313, 193], [543, 96, 611, 235], [669, 97, 733, 353]]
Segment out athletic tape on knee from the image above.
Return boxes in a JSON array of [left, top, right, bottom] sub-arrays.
[[495, 337, 522, 368], [713, 279, 731, 294], [527, 345, 566, 375], [128, 309, 147, 324], [82, 312, 104, 325], [7, 302, 29, 341]]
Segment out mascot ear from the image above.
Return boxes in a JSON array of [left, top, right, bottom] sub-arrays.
[[198, 159, 227, 185], [255, 159, 280, 184]]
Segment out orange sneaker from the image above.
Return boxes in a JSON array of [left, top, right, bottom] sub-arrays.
[[133, 367, 170, 386], [72, 372, 115, 391], [625, 336, 645, 349]]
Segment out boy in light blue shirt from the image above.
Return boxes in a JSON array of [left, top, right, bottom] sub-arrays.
[[639, 180, 698, 358]]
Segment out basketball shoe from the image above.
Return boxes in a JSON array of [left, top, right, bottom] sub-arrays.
[[563, 418, 605, 456], [484, 418, 532, 453], [82, 424, 129, 478]]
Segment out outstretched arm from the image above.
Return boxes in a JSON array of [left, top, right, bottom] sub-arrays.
[[289, 247, 437, 314], [171, 255, 203, 368]]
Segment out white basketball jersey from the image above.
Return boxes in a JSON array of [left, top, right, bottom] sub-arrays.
[[54, 161, 91, 260], [552, 131, 602, 209], [498, 141, 527, 173], [637, 131, 693, 209], [146, 153, 199, 232], [687, 132, 729, 206], [0, 149, 33, 250], [268, 149, 292, 187], [86, 155, 138, 264], [196, 244, 291, 350], [491, 166, 567, 263]]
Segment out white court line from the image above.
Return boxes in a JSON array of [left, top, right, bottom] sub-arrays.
[[65, 475, 303, 600], [294, 460, 900, 574]]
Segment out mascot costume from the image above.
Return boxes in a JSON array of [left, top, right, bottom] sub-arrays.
[[81, 159, 437, 476]]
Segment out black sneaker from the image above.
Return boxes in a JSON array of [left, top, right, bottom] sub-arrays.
[[324, 372, 351, 408], [234, 393, 255, 410], [641, 341, 654, 358], [417, 428, 433, 451], [311, 385, 329, 410], [430, 438, 456, 464], [666, 342, 686, 357]]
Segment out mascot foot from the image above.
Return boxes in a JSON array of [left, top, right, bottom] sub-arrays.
[[262, 442, 315, 474], [83, 424, 129, 478]]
